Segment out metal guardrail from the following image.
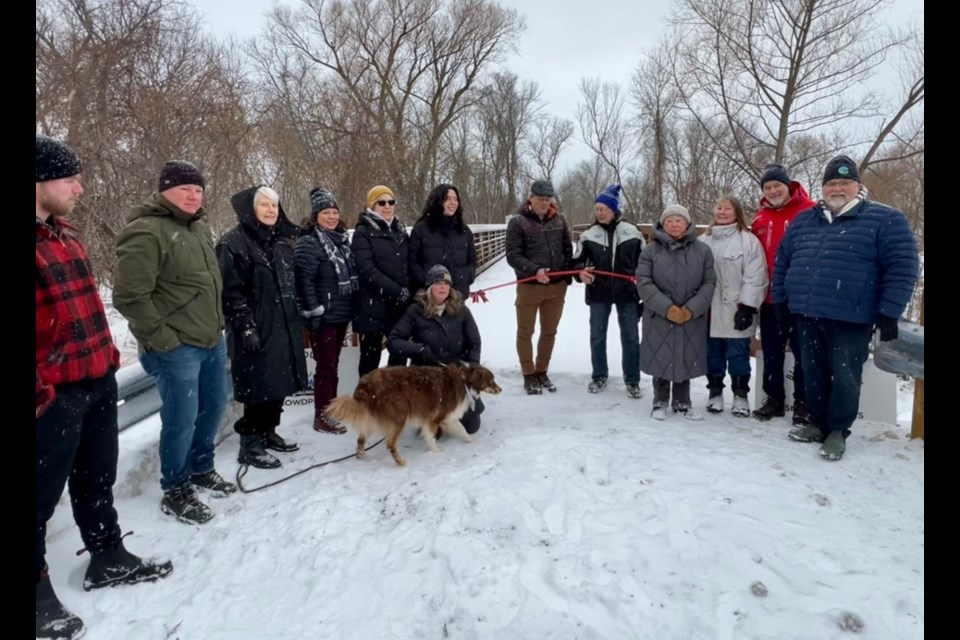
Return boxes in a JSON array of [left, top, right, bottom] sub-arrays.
[[116, 223, 509, 430], [116, 362, 163, 431], [474, 225, 507, 275]]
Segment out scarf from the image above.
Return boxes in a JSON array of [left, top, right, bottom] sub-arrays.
[[315, 227, 359, 295], [821, 184, 869, 224]]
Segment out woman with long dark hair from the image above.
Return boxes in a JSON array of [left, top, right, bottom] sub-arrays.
[[409, 184, 476, 298]]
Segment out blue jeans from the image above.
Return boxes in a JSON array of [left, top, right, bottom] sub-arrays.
[[795, 316, 871, 435], [140, 336, 229, 491], [589, 301, 640, 384], [707, 337, 752, 377]]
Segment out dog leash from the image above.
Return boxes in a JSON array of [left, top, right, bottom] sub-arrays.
[[234, 437, 385, 493], [469, 269, 636, 303]]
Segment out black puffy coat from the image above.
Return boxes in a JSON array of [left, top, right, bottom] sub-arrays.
[[388, 290, 481, 366], [408, 217, 477, 298], [351, 211, 410, 333], [216, 186, 308, 403], [293, 227, 357, 325]]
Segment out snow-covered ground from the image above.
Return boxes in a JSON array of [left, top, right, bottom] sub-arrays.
[[48, 257, 924, 640]]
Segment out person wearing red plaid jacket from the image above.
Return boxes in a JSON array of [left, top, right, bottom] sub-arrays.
[[35, 135, 172, 639]]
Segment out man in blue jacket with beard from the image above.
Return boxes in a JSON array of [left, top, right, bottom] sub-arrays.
[[772, 155, 919, 461]]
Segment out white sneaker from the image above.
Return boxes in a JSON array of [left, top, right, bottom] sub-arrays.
[[651, 406, 667, 421], [588, 377, 608, 393], [675, 407, 705, 421], [625, 384, 642, 399], [706, 394, 724, 413], [731, 395, 750, 417]]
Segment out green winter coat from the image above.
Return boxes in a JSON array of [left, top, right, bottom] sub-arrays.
[[113, 193, 224, 352]]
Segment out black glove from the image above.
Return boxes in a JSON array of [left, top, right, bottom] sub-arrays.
[[418, 345, 439, 364], [773, 302, 792, 335], [733, 304, 758, 331], [876, 316, 899, 342], [241, 328, 262, 353], [398, 287, 411, 303]]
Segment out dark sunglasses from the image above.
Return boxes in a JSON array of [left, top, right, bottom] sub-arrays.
[[376, 199, 396, 206]]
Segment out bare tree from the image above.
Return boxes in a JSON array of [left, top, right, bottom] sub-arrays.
[[667, 0, 913, 180], [36, 0, 251, 280], [576, 78, 638, 212], [861, 24, 924, 168], [470, 72, 541, 217], [631, 45, 680, 214], [527, 116, 574, 183], [263, 0, 524, 211], [557, 156, 617, 227]]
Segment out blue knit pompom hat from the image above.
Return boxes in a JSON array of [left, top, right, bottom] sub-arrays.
[[595, 184, 622, 217]]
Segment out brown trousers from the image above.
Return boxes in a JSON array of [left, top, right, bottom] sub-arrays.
[[515, 281, 568, 375]]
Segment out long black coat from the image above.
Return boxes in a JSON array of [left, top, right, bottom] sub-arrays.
[[351, 212, 410, 333], [293, 228, 357, 325], [387, 291, 481, 366], [408, 218, 477, 298], [216, 186, 308, 403]]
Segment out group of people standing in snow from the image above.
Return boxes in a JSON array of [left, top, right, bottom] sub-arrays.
[[35, 134, 482, 637], [36, 129, 918, 639], [506, 161, 918, 467]]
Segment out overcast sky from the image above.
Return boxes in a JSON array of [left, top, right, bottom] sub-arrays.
[[191, 0, 923, 174]]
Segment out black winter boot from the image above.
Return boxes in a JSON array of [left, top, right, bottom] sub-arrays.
[[523, 374, 542, 395], [792, 399, 810, 426], [239, 434, 281, 469], [83, 542, 173, 591], [264, 428, 299, 452], [161, 483, 214, 525], [536, 371, 557, 392], [190, 470, 238, 497], [37, 570, 84, 639], [753, 396, 785, 421]]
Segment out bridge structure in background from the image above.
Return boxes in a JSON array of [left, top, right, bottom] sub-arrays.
[[116, 224, 509, 431]]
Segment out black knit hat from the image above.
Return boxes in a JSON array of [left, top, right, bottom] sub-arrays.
[[822, 155, 860, 184], [310, 187, 339, 214], [36, 134, 82, 182], [759, 163, 791, 188], [158, 160, 205, 192]]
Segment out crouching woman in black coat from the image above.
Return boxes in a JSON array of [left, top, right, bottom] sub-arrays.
[[388, 264, 485, 434], [216, 185, 309, 469]]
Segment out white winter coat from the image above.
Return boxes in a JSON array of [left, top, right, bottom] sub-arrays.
[[699, 224, 768, 338]]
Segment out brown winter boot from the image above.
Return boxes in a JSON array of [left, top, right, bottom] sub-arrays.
[[314, 415, 347, 434]]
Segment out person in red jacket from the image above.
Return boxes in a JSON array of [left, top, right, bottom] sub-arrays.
[[36, 135, 172, 639], [750, 163, 815, 424]]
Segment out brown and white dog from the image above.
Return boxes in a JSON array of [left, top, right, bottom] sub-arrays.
[[324, 363, 502, 466]]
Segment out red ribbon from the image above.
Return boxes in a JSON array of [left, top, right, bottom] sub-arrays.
[[469, 269, 637, 304]]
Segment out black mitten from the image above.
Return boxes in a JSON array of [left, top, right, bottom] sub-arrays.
[[876, 316, 899, 342], [733, 304, 758, 331]]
